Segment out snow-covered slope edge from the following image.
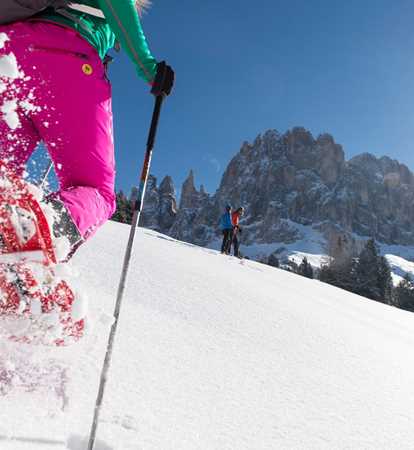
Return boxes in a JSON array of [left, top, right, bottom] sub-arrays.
[[1, 220, 414, 449], [207, 220, 414, 284]]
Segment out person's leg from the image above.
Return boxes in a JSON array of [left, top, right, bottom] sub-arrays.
[[221, 230, 227, 253], [23, 22, 116, 240], [233, 234, 239, 257], [224, 229, 232, 254]]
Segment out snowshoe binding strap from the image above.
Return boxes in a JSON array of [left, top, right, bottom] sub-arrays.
[[0, 163, 56, 264]]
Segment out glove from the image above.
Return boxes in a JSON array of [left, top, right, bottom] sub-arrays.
[[151, 61, 175, 97], [238, 227, 242, 234]]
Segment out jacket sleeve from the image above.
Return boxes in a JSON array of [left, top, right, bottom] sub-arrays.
[[97, 0, 157, 83], [225, 213, 233, 228]]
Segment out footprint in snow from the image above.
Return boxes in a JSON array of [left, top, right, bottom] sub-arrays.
[[108, 414, 138, 431]]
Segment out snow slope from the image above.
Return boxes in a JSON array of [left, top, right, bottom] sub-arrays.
[[208, 220, 414, 285], [1, 221, 414, 449]]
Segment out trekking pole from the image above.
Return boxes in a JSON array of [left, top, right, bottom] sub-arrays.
[[38, 160, 53, 188], [87, 94, 165, 450]]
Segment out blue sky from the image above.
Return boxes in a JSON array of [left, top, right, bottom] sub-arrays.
[[32, 0, 414, 197]]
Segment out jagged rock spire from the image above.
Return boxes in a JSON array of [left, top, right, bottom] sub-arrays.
[[180, 170, 199, 209], [159, 175, 177, 230], [140, 126, 414, 253], [141, 174, 177, 233], [159, 175, 175, 196]]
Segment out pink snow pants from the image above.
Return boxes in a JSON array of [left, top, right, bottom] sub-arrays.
[[0, 21, 115, 239]]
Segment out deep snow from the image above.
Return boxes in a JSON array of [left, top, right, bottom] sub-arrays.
[[1, 221, 414, 449]]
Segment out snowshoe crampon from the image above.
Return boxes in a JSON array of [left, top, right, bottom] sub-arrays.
[[0, 163, 56, 264], [0, 259, 86, 346]]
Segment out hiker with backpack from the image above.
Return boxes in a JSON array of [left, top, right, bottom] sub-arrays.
[[0, 0, 174, 261], [219, 204, 233, 254], [231, 206, 244, 258]]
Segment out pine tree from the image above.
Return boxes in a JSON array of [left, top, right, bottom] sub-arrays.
[[393, 274, 414, 312], [298, 257, 314, 279], [267, 254, 280, 268], [319, 263, 335, 285], [319, 257, 356, 291], [320, 238, 394, 305], [320, 232, 358, 291], [112, 190, 133, 224], [377, 256, 393, 304], [287, 260, 299, 274], [353, 239, 381, 301]]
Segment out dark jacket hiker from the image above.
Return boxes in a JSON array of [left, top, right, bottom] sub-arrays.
[[219, 205, 233, 254]]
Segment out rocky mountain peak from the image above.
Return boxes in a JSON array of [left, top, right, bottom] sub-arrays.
[[159, 175, 175, 195], [140, 174, 177, 233], [147, 174, 157, 190], [315, 133, 345, 184], [179, 170, 199, 209], [140, 126, 414, 256], [349, 153, 414, 187]]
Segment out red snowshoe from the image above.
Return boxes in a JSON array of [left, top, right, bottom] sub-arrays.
[[0, 164, 86, 346], [0, 257, 86, 346], [0, 163, 56, 264]]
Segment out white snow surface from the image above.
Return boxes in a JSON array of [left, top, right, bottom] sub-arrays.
[[0, 33, 8, 50], [1, 220, 414, 449], [0, 52, 20, 79], [1, 98, 20, 130], [0, 39, 24, 130]]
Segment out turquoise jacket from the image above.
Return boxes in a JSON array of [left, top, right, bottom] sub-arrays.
[[38, 0, 157, 83]]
